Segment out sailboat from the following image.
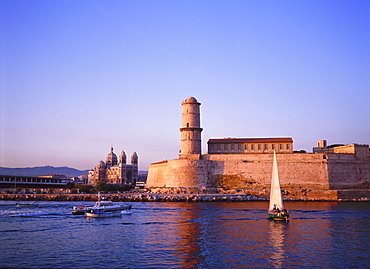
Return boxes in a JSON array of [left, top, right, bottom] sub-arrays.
[[268, 151, 289, 221]]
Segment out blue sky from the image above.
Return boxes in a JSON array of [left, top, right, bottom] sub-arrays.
[[1, 0, 369, 171]]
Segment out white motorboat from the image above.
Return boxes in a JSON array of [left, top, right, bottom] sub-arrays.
[[72, 205, 93, 215], [85, 200, 132, 218]]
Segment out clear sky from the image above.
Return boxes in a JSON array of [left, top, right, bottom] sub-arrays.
[[1, 0, 369, 171]]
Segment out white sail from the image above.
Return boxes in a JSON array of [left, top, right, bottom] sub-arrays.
[[269, 151, 284, 211]]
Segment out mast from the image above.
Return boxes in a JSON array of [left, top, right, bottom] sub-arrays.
[[269, 151, 284, 210]]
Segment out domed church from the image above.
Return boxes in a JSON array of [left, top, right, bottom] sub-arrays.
[[88, 147, 138, 185]]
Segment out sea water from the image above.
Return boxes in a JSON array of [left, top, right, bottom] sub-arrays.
[[0, 201, 369, 268]]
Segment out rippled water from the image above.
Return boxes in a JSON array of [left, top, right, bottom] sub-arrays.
[[0, 201, 369, 268]]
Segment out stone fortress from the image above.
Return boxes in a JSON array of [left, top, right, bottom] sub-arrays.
[[88, 147, 138, 185], [146, 97, 370, 200]]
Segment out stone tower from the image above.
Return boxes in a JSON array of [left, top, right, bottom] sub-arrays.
[[179, 97, 203, 158], [105, 146, 118, 168]]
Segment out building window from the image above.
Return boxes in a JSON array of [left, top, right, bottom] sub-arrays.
[[258, 144, 261, 151], [231, 145, 235, 151], [279, 144, 283, 150], [224, 145, 228, 151], [210, 145, 214, 152], [245, 144, 248, 151], [238, 145, 241, 151], [251, 144, 254, 151], [264, 144, 268, 151], [286, 144, 290, 150], [272, 144, 275, 150], [217, 145, 221, 151]]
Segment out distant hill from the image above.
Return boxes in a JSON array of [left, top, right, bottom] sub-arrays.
[[0, 166, 148, 177], [0, 166, 90, 177]]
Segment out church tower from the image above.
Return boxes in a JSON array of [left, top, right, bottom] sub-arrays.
[[179, 97, 203, 157]]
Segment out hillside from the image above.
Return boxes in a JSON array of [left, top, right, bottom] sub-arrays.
[[0, 166, 148, 178], [0, 166, 90, 177]]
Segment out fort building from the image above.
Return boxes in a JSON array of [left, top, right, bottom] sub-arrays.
[[208, 137, 293, 154], [146, 97, 370, 198], [88, 147, 138, 185]]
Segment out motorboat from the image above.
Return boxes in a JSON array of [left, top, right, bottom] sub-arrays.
[[85, 200, 132, 218], [16, 202, 36, 207], [72, 205, 93, 215]]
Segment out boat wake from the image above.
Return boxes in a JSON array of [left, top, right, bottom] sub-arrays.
[[11, 212, 66, 218]]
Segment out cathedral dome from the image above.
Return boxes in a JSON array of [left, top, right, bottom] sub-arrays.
[[105, 146, 118, 165], [96, 160, 105, 169]]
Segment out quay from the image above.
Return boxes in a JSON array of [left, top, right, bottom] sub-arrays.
[[0, 188, 369, 202]]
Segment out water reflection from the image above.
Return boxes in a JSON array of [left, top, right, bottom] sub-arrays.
[[268, 220, 287, 268], [171, 202, 272, 268], [173, 203, 201, 268]]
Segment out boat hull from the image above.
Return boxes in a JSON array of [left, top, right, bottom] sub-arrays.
[[16, 203, 35, 207], [268, 210, 289, 221], [85, 211, 123, 218]]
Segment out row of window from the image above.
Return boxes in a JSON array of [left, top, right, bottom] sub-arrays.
[[1, 177, 62, 183], [210, 143, 291, 152]]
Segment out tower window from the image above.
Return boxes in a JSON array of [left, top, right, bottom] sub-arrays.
[[186, 123, 189, 127]]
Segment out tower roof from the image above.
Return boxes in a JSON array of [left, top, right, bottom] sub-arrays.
[[119, 150, 126, 158], [183, 96, 200, 104]]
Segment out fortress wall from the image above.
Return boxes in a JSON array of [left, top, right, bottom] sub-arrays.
[[327, 153, 370, 189], [147, 152, 370, 190], [165, 159, 209, 187], [204, 153, 330, 190], [146, 161, 170, 188], [147, 159, 212, 188]]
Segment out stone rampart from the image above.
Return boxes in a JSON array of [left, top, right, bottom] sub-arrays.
[[327, 153, 370, 189], [147, 159, 214, 188], [147, 152, 370, 191], [204, 153, 331, 190]]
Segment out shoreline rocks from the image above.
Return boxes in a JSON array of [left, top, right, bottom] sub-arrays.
[[0, 189, 369, 202]]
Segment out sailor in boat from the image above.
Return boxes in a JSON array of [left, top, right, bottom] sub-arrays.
[[271, 204, 288, 220]]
